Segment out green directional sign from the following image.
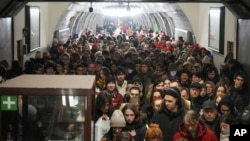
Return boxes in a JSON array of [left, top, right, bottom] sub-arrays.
[[1, 96, 17, 111]]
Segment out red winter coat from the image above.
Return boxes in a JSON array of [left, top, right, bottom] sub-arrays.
[[172, 120, 219, 141], [107, 89, 123, 109]]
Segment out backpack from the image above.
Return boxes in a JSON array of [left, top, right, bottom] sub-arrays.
[[237, 103, 250, 124]]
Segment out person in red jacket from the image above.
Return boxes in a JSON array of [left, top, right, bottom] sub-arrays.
[[172, 110, 218, 141], [105, 76, 123, 109]]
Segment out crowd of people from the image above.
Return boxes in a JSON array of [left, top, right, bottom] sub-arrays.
[[0, 27, 249, 141]]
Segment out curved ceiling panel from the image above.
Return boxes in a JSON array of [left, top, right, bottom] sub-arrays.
[[55, 2, 194, 42]]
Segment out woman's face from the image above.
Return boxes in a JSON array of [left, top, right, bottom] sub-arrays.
[[216, 86, 226, 96], [155, 82, 164, 91], [100, 70, 105, 79], [101, 102, 111, 114], [164, 95, 178, 112], [124, 109, 135, 124], [153, 91, 162, 100], [107, 82, 116, 91], [181, 89, 189, 100], [164, 79, 171, 90]]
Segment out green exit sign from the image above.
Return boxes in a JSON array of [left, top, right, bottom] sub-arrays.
[[1, 96, 17, 111]]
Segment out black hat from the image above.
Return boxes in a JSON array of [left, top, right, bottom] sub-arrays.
[[114, 66, 126, 75], [106, 77, 116, 84], [190, 82, 202, 89], [202, 100, 216, 109], [168, 63, 177, 71]]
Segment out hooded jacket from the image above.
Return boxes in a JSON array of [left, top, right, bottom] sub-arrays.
[[172, 120, 219, 141], [217, 95, 236, 115]]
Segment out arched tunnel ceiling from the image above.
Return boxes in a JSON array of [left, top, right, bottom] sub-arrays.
[[55, 2, 195, 41]]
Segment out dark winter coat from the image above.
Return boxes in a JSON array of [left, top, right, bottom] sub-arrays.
[[124, 121, 147, 141], [152, 107, 184, 141]]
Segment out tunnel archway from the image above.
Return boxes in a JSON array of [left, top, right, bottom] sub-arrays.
[[54, 2, 195, 43]]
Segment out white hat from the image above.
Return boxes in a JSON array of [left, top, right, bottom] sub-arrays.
[[110, 110, 126, 127]]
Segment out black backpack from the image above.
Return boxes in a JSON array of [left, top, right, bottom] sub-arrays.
[[237, 103, 250, 124]]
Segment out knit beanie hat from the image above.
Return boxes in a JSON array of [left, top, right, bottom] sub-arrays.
[[105, 77, 116, 84], [168, 63, 177, 71], [110, 110, 126, 127], [114, 66, 126, 75], [145, 123, 163, 140]]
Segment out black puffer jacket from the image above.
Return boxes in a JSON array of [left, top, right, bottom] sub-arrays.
[[152, 107, 184, 141]]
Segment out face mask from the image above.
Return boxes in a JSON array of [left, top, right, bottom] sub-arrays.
[[170, 71, 177, 76], [128, 69, 133, 74], [221, 129, 230, 135]]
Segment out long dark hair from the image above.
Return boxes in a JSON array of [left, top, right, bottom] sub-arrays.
[[95, 91, 112, 111], [121, 103, 141, 123]]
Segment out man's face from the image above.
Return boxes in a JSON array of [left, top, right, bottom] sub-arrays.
[[220, 105, 231, 115], [203, 108, 217, 122], [234, 76, 244, 88], [135, 64, 141, 72], [180, 73, 189, 82], [192, 75, 201, 83], [129, 89, 140, 98], [141, 64, 149, 74], [183, 117, 198, 134], [181, 89, 189, 100], [112, 127, 123, 134], [62, 55, 70, 65], [190, 88, 200, 98], [208, 71, 216, 80], [116, 74, 125, 82], [206, 83, 213, 94], [87, 64, 95, 73]]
